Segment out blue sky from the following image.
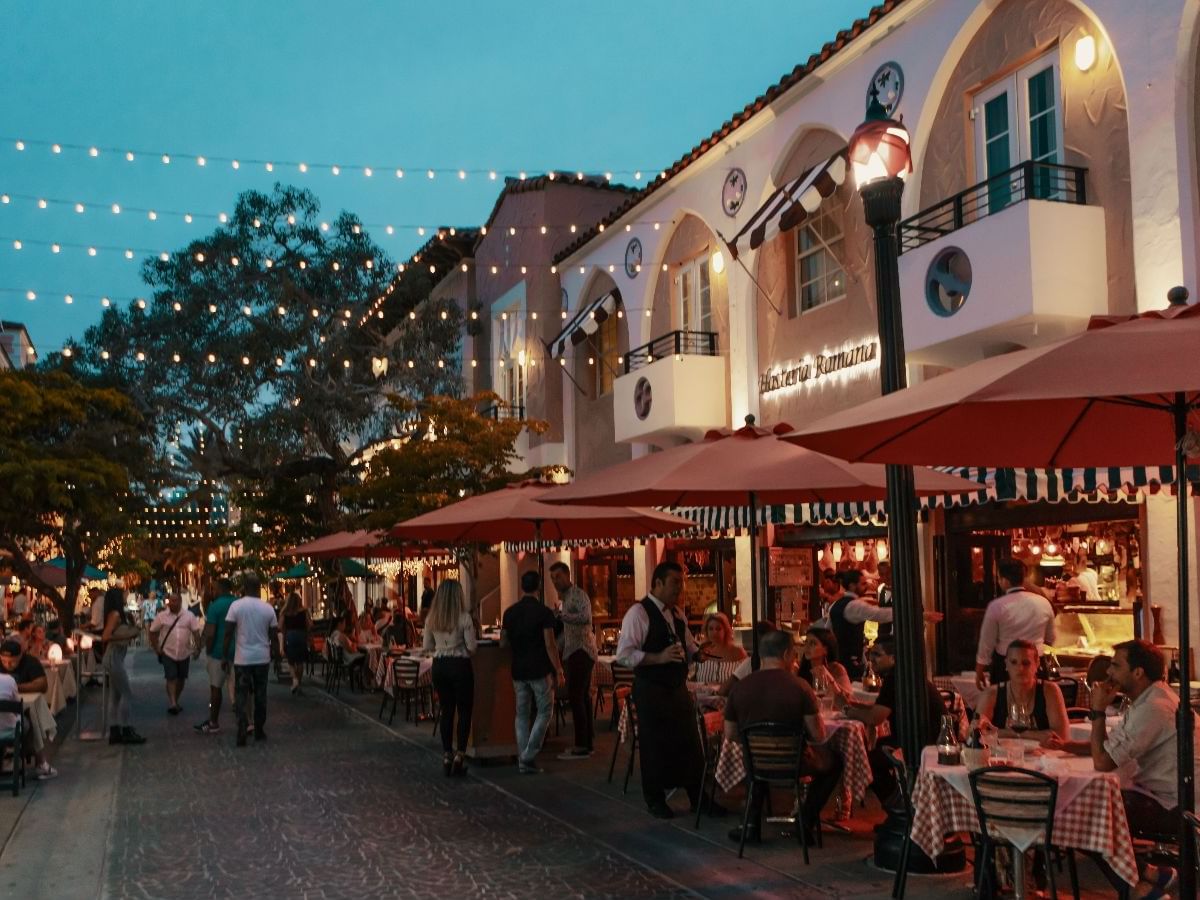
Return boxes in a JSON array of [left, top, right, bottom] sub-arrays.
[[0, 1, 877, 351]]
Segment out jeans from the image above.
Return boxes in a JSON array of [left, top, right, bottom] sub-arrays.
[[565, 650, 595, 751], [235, 664, 269, 736], [103, 644, 132, 727], [513, 675, 553, 764], [432, 657, 474, 753]]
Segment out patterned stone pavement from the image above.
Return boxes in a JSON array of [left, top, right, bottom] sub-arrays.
[[104, 650, 697, 900]]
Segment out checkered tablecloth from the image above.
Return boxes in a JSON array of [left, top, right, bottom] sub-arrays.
[[374, 654, 433, 696], [713, 716, 873, 811], [616, 703, 722, 744], [593, 655, 616, 689], [909, 749, 1138, 887]]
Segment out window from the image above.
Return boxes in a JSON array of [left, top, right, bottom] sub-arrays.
[[591, 312, 620, 398], [792, 205, 846, 317], [973, 51, 1063, 213], [675, 254, 713, 333], [502, 356, 525, 415]]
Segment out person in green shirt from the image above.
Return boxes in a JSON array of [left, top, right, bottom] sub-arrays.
[[194, 578, 237, 735]]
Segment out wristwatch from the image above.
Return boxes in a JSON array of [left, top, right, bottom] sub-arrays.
[[1088, 709, 1106, 721]]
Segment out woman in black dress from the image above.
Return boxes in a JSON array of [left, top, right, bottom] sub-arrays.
[[278, 592, 310, 694], [975, 639, 1068, 742]]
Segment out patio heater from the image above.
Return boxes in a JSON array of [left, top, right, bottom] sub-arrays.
[[850, 87, 962, 874]]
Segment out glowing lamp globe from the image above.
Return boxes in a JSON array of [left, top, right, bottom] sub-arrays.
[[80, 634, 93, 651], [47, 643, 63, 664], [66, 636, 76, 652], [849, 88, 913, 191]]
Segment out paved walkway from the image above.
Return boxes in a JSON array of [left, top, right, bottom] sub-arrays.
[[0, 648, 1128, 899]]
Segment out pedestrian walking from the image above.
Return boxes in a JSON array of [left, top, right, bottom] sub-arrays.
[[548, 562, 597, 760], [195, 577, 237, 735], [422, 579, 478, 776], [149, 592, 201, 715], [222, 574, 279, 747], [99, 586, 146, 745], [501, 570, 564, 774], [278, 591, 310, 694]]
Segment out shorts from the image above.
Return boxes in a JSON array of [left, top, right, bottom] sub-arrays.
[[207, 656, 229, 688], [162, 655, 191, 681]]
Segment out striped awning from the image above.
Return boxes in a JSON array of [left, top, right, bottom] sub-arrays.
[[727, 150, 847, 260], [549, 290, 621, 358], [922, 465, 1198, 507]]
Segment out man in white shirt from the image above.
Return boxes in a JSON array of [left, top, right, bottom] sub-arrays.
[[1068, 555, 1101, 601], [150, 592, 202, 716], [223, 574, 279, 747], [1047, 639, 1183, 895], [829, 569, 942, 679], [11, 589, 29, 619], [975, 558, 1057, 691]]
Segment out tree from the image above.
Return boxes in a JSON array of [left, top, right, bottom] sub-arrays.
[[73, 184, 464, 535], [344, 393, 550, 529], [0, 370, 154, 628]]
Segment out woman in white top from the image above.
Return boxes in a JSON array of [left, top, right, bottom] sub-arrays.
[[422, 579, 478, 776]]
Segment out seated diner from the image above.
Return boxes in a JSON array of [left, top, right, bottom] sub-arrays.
[[797, 626, 852, 698], [974, 638, 1068, 742], [699, 612, 747, 663]]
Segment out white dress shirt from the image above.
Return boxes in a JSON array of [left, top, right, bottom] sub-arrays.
[[838, 591, 895, 625], [975, 587, 1057, 666], [1070, 568, 1101, 601], [616, 594, 698, 668]]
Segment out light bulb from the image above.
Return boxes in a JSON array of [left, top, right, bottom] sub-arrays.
[[161, 154, 170, 164]]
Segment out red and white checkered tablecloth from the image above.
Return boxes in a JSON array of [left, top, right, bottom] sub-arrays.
[[593, 655, 615, 689], [909, 751, 1138, 887], [617, 703, 723, 743], [375, 654, 433, 696], [713, 716, 873, 812]]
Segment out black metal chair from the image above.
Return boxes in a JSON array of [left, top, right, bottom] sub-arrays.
[[694, 703, 724, 828], [1054, 676, 1080, 708], [1064, 707, 1091, 722], [391, 657, 428, 725], [737, 722, 819, 862], [884, 747, 914, 898], [606, 694, 638, 794], [602, 663, 635, 729], [969, 765, 1076, 899], [0, 700, 26, 797], [324, 644, 347, 695]]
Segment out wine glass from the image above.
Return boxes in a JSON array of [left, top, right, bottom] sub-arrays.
[[1008, 699, 1032, 736]]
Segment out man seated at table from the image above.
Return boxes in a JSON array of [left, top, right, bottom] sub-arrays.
[[723, 629, 841, 845], [0, 643, 56, 779], [842, 636, 944, 809], [0, 639, 48, 694], [1046, 639, 1183, 894], [718, 621, 777, 698]]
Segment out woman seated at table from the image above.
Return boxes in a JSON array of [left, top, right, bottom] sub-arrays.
[[26, 624, 48, 660], [797, 627, 853, 698], [326, 615, 366, 681], [356, 610, 380, 646], [974, 639, 1068, 742], [699, 612, 747, 663]]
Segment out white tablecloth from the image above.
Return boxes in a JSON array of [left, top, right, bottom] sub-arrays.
[[42, 659, 77, 715], [20, 692, 56, 746]]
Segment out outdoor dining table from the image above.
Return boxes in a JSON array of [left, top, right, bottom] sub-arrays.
[[360, 643, 384, 681], [19, 692, 57, 745], [909, 745, 1138, 892], [41, 658, 77, 715], [713, 713, 874, 813], [374, 652, 433, 697], [616, 682, 724, 744]]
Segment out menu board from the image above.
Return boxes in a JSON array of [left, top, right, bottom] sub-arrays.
[[768, 548, 813, 587]]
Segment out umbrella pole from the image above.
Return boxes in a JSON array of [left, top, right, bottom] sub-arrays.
[[1173, 393, 1196, 898], [749, 492, 761, 669], [536, 521, 546, 605]]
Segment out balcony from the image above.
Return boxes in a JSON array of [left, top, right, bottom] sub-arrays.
[[896, 162, 1108, 367], [613, 330, 727, 446], [480, 403, 525, 422]]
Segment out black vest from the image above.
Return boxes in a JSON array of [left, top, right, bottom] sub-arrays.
[[876, 585, 894, 638], [830, 594, 865, 678], [634, 597, 688, 689]]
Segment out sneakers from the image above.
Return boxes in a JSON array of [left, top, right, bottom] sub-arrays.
[[517, 759, 543, 774], [35, 762, 58, 781], [556, 748, 593, 760], [193, 721, 221, 735]]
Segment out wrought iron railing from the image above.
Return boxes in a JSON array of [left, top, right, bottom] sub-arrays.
[[480, 403, 525, 421], [622, 330, 719, 374], [898, 161, 1088, 254]]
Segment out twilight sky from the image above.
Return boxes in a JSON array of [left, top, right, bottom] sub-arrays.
[[1, 1, 877, 351]]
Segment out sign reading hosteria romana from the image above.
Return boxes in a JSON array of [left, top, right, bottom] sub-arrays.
[[759, 341, 878, 395]]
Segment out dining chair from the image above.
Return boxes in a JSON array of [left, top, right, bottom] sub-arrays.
[[0, 700, 25, 797], [884, 747, 914, 898], [1053, 676, 1080, 708], [968, 765, 1077, 900], [737, 722, 818, 863], [1064, 707, 1091, 722], [606, 694, 638, 794], [324, 645, 347, 695], [391, 657, 426, 725], [605, 663, 635, 730], [694, 704, 723, 828]]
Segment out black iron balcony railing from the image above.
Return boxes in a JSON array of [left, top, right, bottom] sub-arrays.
[[480, 403, 525, 421], [622, 330, 718, 374], [898, 161, 1088, 254]]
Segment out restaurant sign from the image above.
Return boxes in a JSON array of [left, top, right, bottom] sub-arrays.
[[759, 340, 878, 395]]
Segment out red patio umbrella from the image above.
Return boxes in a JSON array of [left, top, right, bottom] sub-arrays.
[[388, 481, 696, 596], [541, 416, 979, 659], [283, 529, 412, 559], [785, 299, 1200, 874]]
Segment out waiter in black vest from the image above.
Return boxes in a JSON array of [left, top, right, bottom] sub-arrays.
[[829, 569, 942, 679], [616, 561, 721, 820]]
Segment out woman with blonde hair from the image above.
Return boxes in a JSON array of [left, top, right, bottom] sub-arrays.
[[422, 579, 478, 776], [699, 612, 746, 662]]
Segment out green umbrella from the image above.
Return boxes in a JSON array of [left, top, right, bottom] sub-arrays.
[[47, 556, 108, 580], [270, 562, 313, 581], [337, 558, 375, 578]]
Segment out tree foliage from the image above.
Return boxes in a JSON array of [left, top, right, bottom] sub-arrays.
[[72, 184, 465, 531], [0, 370, 154, 628], [344, 393, 550, 529]]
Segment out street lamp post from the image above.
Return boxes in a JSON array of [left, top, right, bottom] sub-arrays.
[[850, 85, 926, 775]]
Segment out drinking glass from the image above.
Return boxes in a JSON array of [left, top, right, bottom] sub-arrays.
[[1008, 700, 1032, 736]]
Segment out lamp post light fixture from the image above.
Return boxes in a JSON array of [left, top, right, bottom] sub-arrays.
[[850, 85, 962, 875]]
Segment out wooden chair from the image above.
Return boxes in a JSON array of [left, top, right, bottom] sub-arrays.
[[968, 765, 1077, 899], [0, 700, 25, 797], [737, 722, 819, 862], [391, 657, 427, 725]]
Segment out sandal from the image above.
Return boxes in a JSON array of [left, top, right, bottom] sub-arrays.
[[442, 753, 453, 777], [452, 751, 467, 776]]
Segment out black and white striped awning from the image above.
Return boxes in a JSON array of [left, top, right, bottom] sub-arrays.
[[727, 150, 847, 260], [549, 290, 622, 358]]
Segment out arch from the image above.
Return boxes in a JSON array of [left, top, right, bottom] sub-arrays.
[[767, 121, 850, 188], [569, 268, 632, 476], [909, 0, 1136, 314], [642, 209, 730, 351]]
